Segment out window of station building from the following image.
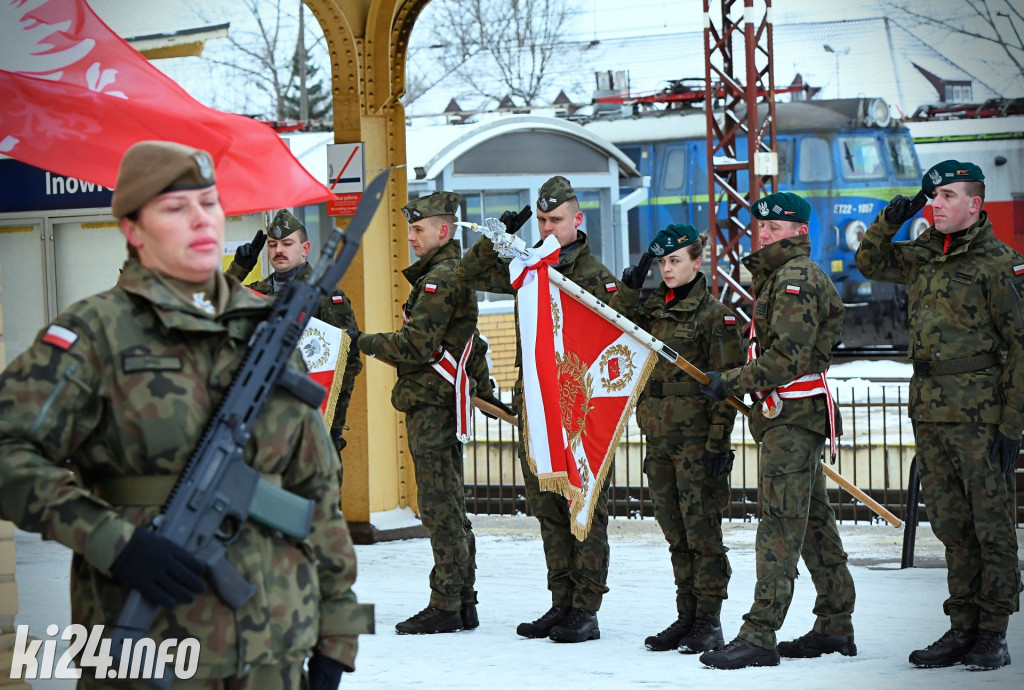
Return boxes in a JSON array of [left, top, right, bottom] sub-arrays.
[[576, 189, 603, 260], [775, 138, 794, 185], [838, 136, 885, 180], [798, 136, 833, 183], [454, 190, 523, 305], [886, 134, 920, 179]]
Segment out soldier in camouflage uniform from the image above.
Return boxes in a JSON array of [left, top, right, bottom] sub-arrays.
[[0, 141, 372, 689], [456, 175, 619, 643], [857, 160, 1024, 671], [698, 192, 856, 670], [227, 211, 363, 453], [612, 225, 743, 653], [351, 191, 481, 635]]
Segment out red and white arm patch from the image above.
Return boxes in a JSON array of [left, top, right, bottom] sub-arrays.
[[332, 295, 345, 304], [424, 283, 438, 293], [785, 284, 801, 295], [42, 324, 78, 350], [605, 282, 618, 292], [1013, 263, 1024, 276], [724, 315, 737, 325]]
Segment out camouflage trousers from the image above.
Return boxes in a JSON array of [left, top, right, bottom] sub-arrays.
[[738, 425, 855, 649], [916, 421, 1021, 633], [406, 404, 477, 611], [645, 436, 732, 616], [79, 660, 303, 689], [517, 429, 610, 612]]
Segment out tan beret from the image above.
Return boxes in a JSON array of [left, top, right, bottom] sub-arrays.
[[111, 141, 216, 218]]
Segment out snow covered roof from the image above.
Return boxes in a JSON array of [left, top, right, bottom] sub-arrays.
[[407, 17, 1005, 122]]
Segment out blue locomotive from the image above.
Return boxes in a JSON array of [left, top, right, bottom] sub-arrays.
[[584, 98, 926, 349]]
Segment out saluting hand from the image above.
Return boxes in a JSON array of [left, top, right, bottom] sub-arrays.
[[234, 229, 267, 273], [621, 253, 654, 290], [499, 205, 533, 235], [883, 189, 928, 225]]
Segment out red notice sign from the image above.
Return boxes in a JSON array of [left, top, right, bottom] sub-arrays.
[[328, 192, 362, 216]]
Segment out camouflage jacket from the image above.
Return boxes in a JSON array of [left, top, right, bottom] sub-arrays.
[[226, 260, 362, 437], [0, 260, 372, 677], [856, 211, 1024, 435], [358, 240, 480, 412], [721, 235, 844, 440], [611, 273, 743, 452], [456, 232, 619, 408]]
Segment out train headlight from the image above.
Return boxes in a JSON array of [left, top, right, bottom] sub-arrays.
[[844, 219, 867, 251], [910, 216, 929, 240]]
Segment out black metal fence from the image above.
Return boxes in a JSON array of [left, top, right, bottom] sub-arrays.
[[464, 379, 1024, 526]]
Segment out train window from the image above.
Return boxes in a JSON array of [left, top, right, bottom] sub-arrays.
[[886, 134, 921, 179], [838, 136, 885, 180], [798, 137, 833, 182], [776, 139, 793, 185], [661, 148, 687, 191], [577, 189, 603, 260]]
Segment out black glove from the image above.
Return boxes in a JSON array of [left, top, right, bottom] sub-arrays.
[[621, 253, 654, 290], [883, 189, 928, 225], [330, 427, 346, 452], [307, 654, 345, 690], [344, 328, 361, 354], [110, 528, 206, 609], [478, 393, 515, 420], [698, 371, 727, 402], [990, 431, 1021, 474], [704, 450, 734, 478], [499, 205, 533, 234], [234, 229, 267, 273]]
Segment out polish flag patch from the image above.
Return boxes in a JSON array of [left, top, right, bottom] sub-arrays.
[[724, 315, 737, 325], [424, 283, 437, 293], [605, 282, 618, 292], [332, 295, 345, 304], [785, 285, 801, 295], [1013, 264, 1024, 276], [42, 324, 78, 350]]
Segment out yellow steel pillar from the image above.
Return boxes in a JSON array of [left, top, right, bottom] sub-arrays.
[[304, 0, 431, 541]]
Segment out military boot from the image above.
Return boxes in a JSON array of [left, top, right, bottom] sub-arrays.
[[395, 606, 463, 635], [778, 630, 857, 658], [461, 604, 479, 631], [962, 630, 1011, 671], [699, 637, 780, 670], [517, 605, 571, 639], [645, 612, 694, 651], [548, 609, 601, 643], [909, 627, 978, 668], [677, 615, 724, 654]]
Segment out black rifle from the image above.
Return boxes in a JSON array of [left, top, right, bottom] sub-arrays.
[[108, 171, 389, 687]]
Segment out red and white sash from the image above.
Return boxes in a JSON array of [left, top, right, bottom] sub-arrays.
[[748, 305, 837, 461], [402, 304, 474, 443]]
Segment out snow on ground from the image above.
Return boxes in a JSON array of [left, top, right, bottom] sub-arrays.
[[346, 514, 1024, 690]]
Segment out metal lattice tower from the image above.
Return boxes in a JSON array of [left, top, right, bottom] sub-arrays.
[[703, 0, 779, 323]]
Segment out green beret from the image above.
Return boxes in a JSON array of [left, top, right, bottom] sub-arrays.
[[111, 141, 215, 218], [922, 159, 985, 195], [648, 223, 699, 256], [537, 175, 576, 212], [402, 191, 460, 222], [267, 209, 305, 240], [752, 192, 811, 224]]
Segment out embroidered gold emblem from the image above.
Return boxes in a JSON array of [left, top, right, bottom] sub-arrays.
[[299, 326, 331, 370], [599, 344, 635, 393]]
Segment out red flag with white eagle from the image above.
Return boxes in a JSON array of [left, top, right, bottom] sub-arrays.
[[0, 0, 333, 216], [512, 236, 657, 540], [297, 316, 352, 424]]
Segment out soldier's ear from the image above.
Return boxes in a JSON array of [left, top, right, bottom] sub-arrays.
[[120, 217, 144, 248]]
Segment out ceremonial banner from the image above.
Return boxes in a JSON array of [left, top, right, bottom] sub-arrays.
[[298, 317, 351, 423], [512, 236, 657, 540], [0, 0, 334, 215]]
